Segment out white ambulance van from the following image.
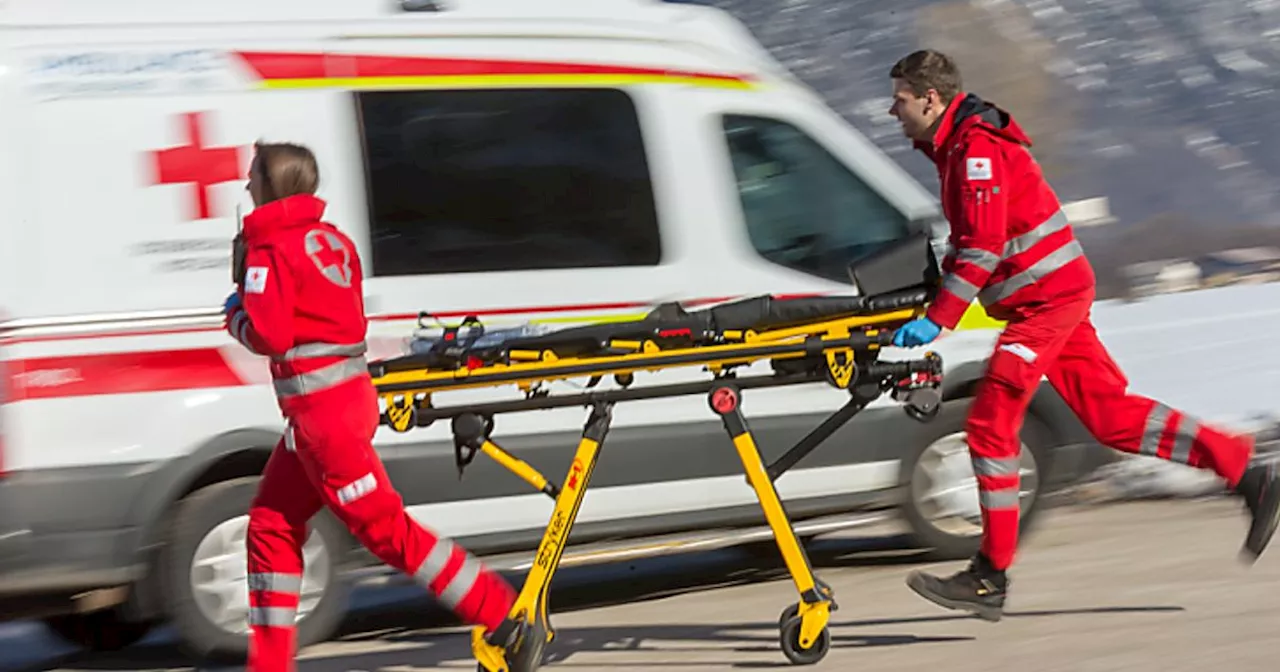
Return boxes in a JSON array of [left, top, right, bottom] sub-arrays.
[[0, 0, 1106, 660]]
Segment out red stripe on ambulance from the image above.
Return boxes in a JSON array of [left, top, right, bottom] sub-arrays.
[[1, 294, 825, 399], [9, 348, 246, 401]]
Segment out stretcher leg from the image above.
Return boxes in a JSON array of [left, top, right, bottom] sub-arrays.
[[708, 382, 834, 666], [470, 401, 614, 672]]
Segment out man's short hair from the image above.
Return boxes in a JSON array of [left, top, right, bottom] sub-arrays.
[[253, 141, 320, 200], [889, 49, 963, 103]]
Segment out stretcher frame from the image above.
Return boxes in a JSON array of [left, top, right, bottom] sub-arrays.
[[368, 290, 946, 672]]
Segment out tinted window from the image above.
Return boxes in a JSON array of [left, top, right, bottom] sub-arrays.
[[721, 115, 912, 283], [356, 88, 662, 276]]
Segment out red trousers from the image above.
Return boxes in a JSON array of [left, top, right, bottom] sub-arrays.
[[968, 292, 1256, 570], [245, 378, 515, 672]]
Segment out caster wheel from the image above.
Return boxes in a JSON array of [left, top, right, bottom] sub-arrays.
[[503, 619, 548, 672], [779, 614, 831, 666], [778, 603, 799, 628]]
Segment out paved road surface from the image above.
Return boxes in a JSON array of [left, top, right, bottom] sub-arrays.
[[15, 499, 1280, 672]]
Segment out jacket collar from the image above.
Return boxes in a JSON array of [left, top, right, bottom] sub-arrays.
[[243, 194, 328, 241], [927, 92, 1032, 155]]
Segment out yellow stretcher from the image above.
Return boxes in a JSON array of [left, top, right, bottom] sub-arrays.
[[368, 279, 946, 671]]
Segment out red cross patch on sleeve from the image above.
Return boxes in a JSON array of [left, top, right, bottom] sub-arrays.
[[966, 157, 993, 180]]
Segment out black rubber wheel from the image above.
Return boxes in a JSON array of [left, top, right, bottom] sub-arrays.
[[158, 476, 350, 664], [778, 603, 799, 628], [778, 614, 830, 666], [510, 619, 549, 672], [42, 607, 155, 652], [898, 405, 1053, 561]]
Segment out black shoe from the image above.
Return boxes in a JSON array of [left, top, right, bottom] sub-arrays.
[[1235, 460, 1280, 564], [905, 554, 1008, 622]]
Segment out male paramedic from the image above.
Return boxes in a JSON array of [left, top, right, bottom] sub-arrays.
[[886, 49, 1280, 621], [222, 142, 517, 671]]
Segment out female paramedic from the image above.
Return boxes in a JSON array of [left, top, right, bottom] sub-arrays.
[[885, 48, 1280, 623], [221, 142, 516, 671]]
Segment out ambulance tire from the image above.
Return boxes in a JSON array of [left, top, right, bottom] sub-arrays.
[[159, 476, 350, 664], [899, 412, 1051, 561]]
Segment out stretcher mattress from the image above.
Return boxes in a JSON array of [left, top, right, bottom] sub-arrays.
[[384, 286, 930, 374]]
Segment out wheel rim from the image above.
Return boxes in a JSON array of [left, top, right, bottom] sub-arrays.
[[911, 431, 1039, 537], [189, 514, 331, 635]]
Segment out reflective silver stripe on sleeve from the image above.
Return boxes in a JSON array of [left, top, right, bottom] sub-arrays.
[[273, 356, 368, 399], [1141, 403, 1171, 457], [1169, 414, 1200, 465], [248, 572, 302, 594], [1002, 209, 1070, 258], [438, 553, 482, 609], [972, 456, 1020, 477], [277, 341, 368, 361], [414, 538, 456, 587], [231, 313, 260, 354], [248, 606, 297, 627], [980, 488, 1020, 510], [955, 247, 1001, 273], [941, 272, 981, 304], [978, 239, 1085, 306], [413, 537, 483, 609]]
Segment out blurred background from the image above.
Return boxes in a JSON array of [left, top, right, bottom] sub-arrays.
[[682, 0, 1280, 301]]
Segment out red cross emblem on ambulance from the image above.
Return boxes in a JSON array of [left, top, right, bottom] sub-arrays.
[[147, 111, 246, 221]]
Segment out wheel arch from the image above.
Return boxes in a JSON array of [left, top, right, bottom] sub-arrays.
[[120, 428, 282, 621], [939, 355, 1105, 486]]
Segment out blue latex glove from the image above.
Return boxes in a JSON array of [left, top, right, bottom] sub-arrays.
[[893, 317, 942, 347], [223, 291, 242, 314]]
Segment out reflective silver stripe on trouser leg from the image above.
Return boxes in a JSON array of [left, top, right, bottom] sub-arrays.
[[1002, 209, 1071, 258], [273, 356, 369, 399], [277, 341, 369, 361], [413, 538, 483, 610], [972, 455, 1021, 477], [979, 239, 1086, 306], [980, 488, 1021, 510], [1141, 402, 1172, 457], [247, 572, 302, 627], [974, 456, 1021, 511]]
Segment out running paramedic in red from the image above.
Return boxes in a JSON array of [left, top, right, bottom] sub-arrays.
[[221, 142, 516, 672], [885, 49, 1280, 621]]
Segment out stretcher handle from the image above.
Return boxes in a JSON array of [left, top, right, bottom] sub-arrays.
[[859, 356, 940, 380]]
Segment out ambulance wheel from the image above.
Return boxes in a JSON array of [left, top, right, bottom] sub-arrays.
[[42, 606, 155, 652], [778, 608, 830, 665], [159, 476, 350, 663], [899, 414, 1050, 561]]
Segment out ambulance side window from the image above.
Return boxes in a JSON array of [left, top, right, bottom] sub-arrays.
[[356, 88, 663, 276], [721, 114, 911, 284]]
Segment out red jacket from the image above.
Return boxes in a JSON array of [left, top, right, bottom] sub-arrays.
[[225, 194, 370, 415], [915, 92, 1096, 330]]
